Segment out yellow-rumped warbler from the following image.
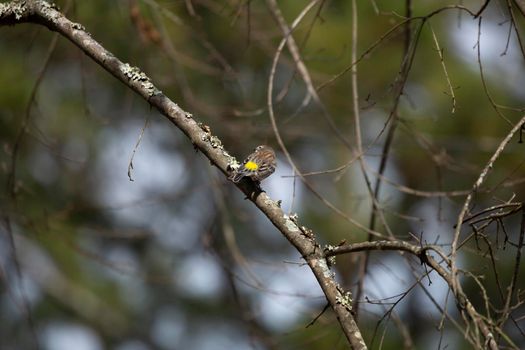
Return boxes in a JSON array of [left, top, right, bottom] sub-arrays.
[[230, 145, 276, 183]]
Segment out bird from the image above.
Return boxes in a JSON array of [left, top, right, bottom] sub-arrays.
[[230, 145, 276, 183]]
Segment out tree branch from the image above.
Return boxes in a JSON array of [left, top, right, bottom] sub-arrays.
[[0, 0, 367, 348]]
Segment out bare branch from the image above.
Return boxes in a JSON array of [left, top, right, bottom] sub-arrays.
[[0, 1, 367, 348]]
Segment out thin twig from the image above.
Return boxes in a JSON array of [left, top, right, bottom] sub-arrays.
[[127, 115, 150, 182], [429, 23, 456, 114]]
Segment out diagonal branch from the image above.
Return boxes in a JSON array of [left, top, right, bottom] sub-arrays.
[[0, 0, 367, 348]]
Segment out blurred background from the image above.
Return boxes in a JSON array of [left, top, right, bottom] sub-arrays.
[[1, 0, 525, 349]]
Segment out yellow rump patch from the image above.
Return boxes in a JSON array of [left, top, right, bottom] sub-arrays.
[[244, 161, 259, 171]]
